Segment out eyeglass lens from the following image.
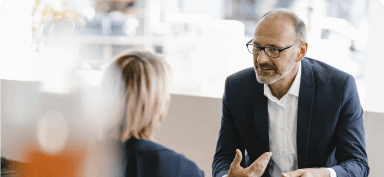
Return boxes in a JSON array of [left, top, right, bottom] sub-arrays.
[[247, 45, 279, 57]]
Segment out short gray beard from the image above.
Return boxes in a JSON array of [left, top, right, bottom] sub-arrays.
[[255, 59, 296, 85]]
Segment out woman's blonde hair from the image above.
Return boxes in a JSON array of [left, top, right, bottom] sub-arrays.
[[101, 50, 171, 142]]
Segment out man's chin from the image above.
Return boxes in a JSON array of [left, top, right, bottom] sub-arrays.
[[254, 68, 279, 84], [256, 76, 272, 84], [256, 75, 279, 84]]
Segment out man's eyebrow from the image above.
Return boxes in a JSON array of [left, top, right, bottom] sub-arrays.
[[253, 41, 279, 48]]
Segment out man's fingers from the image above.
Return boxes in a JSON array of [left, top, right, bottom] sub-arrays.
[[284, 169, 304, 177], [230, 149, 243, 168], [248, 152, 272, 173]]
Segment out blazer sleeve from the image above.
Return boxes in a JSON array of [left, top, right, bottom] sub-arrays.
[[212, 77, 247, 177], [332, 76, 369, 177], [178, 154, 205, 177]]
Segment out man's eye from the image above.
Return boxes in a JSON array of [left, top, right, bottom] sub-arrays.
[[269, 48, 279, 54], [253, 46, 261, 51]]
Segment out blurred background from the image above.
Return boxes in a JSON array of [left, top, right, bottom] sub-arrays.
[[1, 0, 384, 176], [0, 0, 374, 99]]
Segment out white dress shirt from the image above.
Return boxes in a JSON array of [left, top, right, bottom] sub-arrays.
[[263, 62, 336, 177]]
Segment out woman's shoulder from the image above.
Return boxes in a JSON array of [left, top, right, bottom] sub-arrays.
[[127, 138, 188, 159], [126, 138, 204, 176], [125, 138, 169, 152]]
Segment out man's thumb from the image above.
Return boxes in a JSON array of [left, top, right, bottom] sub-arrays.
[[231, 149, 243, 167]]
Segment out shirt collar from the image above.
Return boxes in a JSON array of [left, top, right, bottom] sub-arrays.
[[288, 61, 301, 97], [263, 61, 302, 99]]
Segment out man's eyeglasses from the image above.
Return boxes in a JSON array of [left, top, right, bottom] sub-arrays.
[[246, 39, 301, 58]]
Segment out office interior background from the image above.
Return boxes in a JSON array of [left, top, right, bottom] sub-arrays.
[[1, 0, 384, 176]]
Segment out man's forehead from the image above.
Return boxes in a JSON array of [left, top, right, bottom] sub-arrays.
[[253, 16, 296, 44]]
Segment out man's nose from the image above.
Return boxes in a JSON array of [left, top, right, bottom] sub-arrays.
[[256, 49, 270, 64]]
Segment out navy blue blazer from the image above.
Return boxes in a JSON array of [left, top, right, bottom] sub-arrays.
[[212, 58, 369, 177], [122, 138, 204, 177]]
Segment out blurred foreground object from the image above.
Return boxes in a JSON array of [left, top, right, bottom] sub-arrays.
[[1, 79, 94, 177]]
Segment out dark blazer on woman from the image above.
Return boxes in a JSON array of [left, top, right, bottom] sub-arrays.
[[122, 138, 204, 177]]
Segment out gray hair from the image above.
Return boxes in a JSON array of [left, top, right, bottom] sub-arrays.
[[261, 9, 307, 42]]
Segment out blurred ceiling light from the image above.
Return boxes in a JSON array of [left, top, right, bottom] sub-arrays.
[[126, 17, 140, 27], [124, 26, 136, 37], [123, 17, 139, 37], [83, 6, 95, 21]]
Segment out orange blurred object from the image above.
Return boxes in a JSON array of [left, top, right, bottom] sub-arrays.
[[11, 138, 89, 177]]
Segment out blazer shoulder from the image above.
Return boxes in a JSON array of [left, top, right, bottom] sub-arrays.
[[226, 67, 256, 86], [304, 57, 352, 84]]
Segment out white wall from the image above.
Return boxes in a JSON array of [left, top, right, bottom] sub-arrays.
[[156, 94, 383, 177], [155, 94, 222, 176], [365, 0, 384, 112], [365, 112, 384, 177]]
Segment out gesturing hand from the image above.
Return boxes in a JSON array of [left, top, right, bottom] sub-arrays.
[[228, 149, 272, 177], [281, 168, 330, 177]]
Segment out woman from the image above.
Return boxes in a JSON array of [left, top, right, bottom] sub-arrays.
[[94, 50, 204, 177]]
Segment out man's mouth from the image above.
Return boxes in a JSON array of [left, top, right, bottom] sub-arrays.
[[259, 66, 274, 70]]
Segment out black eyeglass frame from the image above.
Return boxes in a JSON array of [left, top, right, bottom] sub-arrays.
[[246, 39, 302, 58]]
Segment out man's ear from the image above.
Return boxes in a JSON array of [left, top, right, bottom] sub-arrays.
[[296, 41, 308, 62]]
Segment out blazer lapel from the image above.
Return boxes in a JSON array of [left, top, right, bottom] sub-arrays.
[[253, 80, 269, 153], [253, 77, 270, 177], [297, 58, 315, 169]]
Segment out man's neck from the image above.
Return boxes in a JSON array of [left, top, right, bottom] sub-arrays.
[[268, 63, 299, 100]]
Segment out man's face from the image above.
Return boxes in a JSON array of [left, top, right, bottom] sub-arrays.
[[253, 17, 299, 84]]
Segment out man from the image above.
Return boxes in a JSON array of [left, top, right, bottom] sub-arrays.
[[212, 9, 369, 177]]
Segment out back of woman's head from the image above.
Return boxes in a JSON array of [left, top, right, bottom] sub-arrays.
[[101, 50, 171, 142]]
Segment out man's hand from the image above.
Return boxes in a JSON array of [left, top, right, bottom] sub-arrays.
[[281, 168, 330, 177], [227, 149, 272, 177]]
